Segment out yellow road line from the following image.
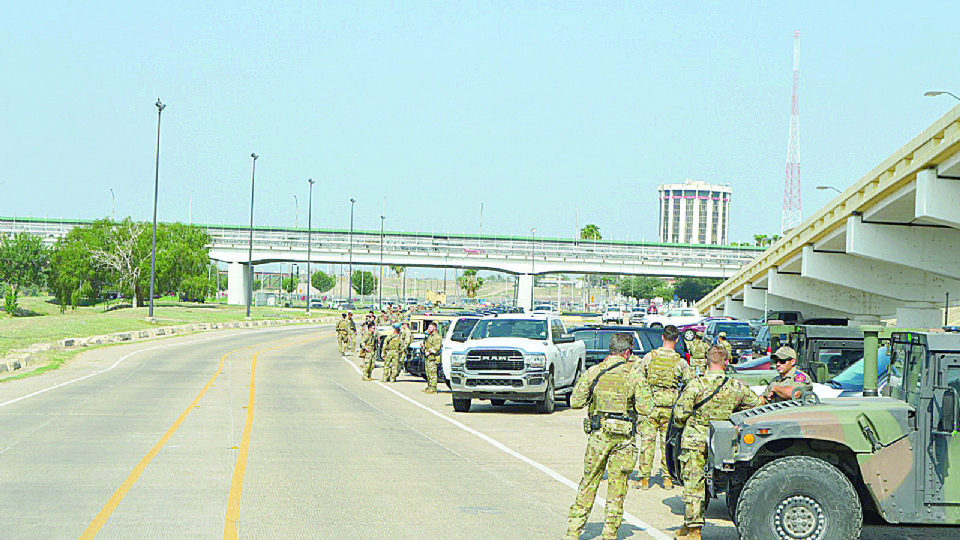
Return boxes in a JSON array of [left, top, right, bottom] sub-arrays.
[[79, 332, 324, 539], [223, 334, 327, 539]]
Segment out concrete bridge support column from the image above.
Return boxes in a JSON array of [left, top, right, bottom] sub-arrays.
[[517, 274, 534, 312], [227, 262, 252, 306]]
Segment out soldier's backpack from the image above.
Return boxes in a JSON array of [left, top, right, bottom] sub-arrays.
[[646, 349, 681, 389], [664, 377, 729, 485]]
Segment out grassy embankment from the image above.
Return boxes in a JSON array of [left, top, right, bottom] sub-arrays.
[[0, 295, 335, 382]]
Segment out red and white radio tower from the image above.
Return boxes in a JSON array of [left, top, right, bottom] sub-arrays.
[[782, 31, 802, 233]]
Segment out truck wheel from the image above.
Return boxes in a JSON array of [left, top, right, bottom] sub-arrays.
[[736, 456, 861, 540], [452, 396, 472, 413], [536, 372, 556, 414], [490, 399, 506, 406], [683, 329, 696, 341], [650, 322, 663, 328]]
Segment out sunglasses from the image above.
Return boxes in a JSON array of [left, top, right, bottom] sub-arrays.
[[774, 357, 794, 365]]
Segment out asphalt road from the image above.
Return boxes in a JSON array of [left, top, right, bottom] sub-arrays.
[[1, 325, 957, 539]]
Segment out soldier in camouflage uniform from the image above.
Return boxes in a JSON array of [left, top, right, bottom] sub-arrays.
[[635, 325, 693, 490], [380, 326, 403, 383], [673, 345, 761, 539], [564, 333, 652, 540], [347, 312, 357, 352], [763, 345, 811, 403], [686, 330, 710, 376], [716, 331, 733, 362], [360, 322, 377, 381], [336, 314, 350, 355], [397, 321, 413, 380], [422, 323, 443, 393]]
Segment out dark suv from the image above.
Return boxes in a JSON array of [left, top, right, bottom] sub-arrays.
[[570, 325, 689, 367], [704, 320, 754, 361]]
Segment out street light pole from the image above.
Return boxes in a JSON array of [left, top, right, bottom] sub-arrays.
[[924, 90, 960, 101], [815, 185, 842, 194], [378, 199, 385, 309], [148, 98, 165, 320], [109, 188, 115, 221], [306, 178, 315, 313], [246, 152, 259, 318], [294, 195, 299, 229], [348, 198, 356, 303], [531, 227, 536, 306], [188, 190, 194, 225]]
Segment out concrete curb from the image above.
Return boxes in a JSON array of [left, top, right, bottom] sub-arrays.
[[0, 316, 336, 375]]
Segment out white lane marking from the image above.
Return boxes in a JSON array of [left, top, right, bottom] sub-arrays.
[[339, 355, 671, 540], [0, 325, 329, 409]]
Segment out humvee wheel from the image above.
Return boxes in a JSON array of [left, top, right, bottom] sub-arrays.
[[736, 456, 861, 540]]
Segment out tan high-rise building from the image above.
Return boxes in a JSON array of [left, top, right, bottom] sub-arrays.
[[657, 179, 732, 245]]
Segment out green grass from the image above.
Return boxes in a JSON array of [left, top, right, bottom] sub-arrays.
[[0, 348, 76, 383], [0, 295, 336, 358]]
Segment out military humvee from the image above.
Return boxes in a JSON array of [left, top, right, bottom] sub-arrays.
[[674, 328, 960, 539], [730, 324, 866, 387]]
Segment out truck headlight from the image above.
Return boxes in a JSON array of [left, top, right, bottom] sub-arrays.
[[526, 353, 546, 368], [451, 354, 466, 368]]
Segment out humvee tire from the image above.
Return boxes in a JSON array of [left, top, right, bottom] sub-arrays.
[[736, 456, 861, 540]]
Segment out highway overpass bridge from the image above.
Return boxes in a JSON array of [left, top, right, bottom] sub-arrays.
[[698, 103, 960, 328], [1, 217, 761, 310]]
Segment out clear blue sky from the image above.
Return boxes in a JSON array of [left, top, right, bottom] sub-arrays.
[[3, 1, 959, 244]]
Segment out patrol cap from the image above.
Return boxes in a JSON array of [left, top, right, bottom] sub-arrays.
[[718, 331, 727, 338], [771, 346, 798, 362]]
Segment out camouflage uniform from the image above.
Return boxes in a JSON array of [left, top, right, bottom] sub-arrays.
[[360, 328, 377, 380], [673, 369, 761, 530], [636, 347, 693, 484], [686, 338, 710, 376], [422, 330, 443, 392], [347, 314, 357, 351], [764, 366, 811, 403], [566, 354, 650, 540], [380, 332, 402, 382], [718, 337, 732, 362], [397, 324, 413, 379], [335, 317, 350, 355]]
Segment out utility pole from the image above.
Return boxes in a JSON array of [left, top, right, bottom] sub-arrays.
[[306, 178, 315, 313], [378, 197, 385, 308]]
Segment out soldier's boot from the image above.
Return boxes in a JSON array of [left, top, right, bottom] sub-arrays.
[[673, 525, 692, 538], [639, 477, 650, 490], [685, 527, 701, 540], [424, 387, 437, 394], [362, 376, 372, 381], [663, 476, 674, 490]]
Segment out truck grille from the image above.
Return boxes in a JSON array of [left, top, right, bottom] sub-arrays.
[[466, 349, 524, 371], [466, 378, 523, 388]]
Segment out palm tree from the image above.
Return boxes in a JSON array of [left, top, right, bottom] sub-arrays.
[[391, 265, 405, 301], [580, 224, 602, 241], [457, 269, 484, 298]]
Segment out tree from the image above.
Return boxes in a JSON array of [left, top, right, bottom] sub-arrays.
[[618, 276, 664, 301], [674, 277, 724, 303], [178, 275, 210, 301], [252, 279, 262, 291], [351, 270, 377, 296], [88, 219, 149, 307], [281, 276, 297, 293], [457, 269, 484, 298], [580, 224, 602, 241], [311, 271, 336, 294], [0, 232, 49, 314], [49, 219, 114, 312]]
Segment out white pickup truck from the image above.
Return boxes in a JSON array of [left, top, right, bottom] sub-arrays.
[[448, 314, 586, 414]]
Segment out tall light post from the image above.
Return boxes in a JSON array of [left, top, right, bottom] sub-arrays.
[[188, 190, 194, 225], [306, 179, 315, 313], [246, 152, 259, 318], [924, 90, 960, 101], [530, 227, 536, 306], [148, 98, 165, 320], [294, 195, 299, 229], [109, 188, 115, 221], [378, 198, 385, 309], [816, 185, 842, 194], [348, 198, 356, 302]]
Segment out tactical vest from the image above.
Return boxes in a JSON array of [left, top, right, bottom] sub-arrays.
[[593, 362, 633, 416], [646, 348, 680, 389]]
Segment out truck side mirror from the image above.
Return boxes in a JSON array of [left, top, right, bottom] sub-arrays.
[[451, 332, 467, 343]]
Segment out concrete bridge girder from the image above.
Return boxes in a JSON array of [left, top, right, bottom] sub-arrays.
[[740, 281, 847, 320], [800, 245, 960, 303], [724, 296, 762, 320], [767, 269, 899, 317], [845, 215, 960, 281]]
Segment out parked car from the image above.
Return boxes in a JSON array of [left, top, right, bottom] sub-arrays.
[[704, 320, 755, 361], [752, 325, 772, 356], [643, 307, 701, 328], [570, 325, 690, 367], [678, 316, 733, 342], [601, 307, 626, 324]]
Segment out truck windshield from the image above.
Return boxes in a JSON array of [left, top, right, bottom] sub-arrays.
[[714, 323, 752, 337], [470, 319, 548, 340]]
